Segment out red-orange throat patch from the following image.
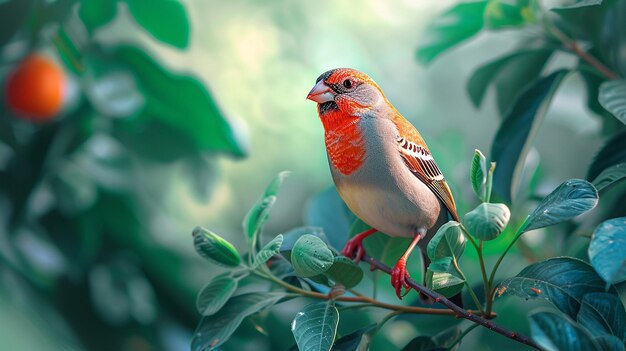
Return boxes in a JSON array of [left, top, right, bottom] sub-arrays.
[[322, 109, 365, 176]]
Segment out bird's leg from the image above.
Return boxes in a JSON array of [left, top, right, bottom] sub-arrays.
[[341, 228, 377, 263], [391, 229, 425, 299]]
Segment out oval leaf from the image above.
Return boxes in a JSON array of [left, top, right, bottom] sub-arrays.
[[463, 203, 510, 240], [324, 256, 363, 289], [425, 257, 465, 298], [587, 130, 626, 181], [592, 163, 626, 192], [192, 226, 241, 267], [523, 179, 598, 233], [401, 336, 436, 351], [491, 70, 568, 203], [196, 273, 237, 316], [470, 149, 487, 201], [191, 293, 285, 351], [291, 302, 339, 351], [427, 221, 466, 261], [332, 324, 376, 351], [589, 217, 626, 284], [499, 257, 615, 318], [577, 293, 626, 341], [255, 234, 283, 266], [530, 311, 601, 351], [125, 0, 190, 48], [291, 235, 334, 278], [416, 1, 488, 65], [599, 79, 626, 125]]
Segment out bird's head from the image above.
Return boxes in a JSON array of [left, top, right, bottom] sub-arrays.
[[306, 68, 386, 118]]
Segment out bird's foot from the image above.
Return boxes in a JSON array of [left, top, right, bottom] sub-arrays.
[[341, 236, 367, 263], [391, 259, 411, 299]]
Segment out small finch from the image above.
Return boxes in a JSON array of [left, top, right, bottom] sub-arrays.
[[307, 68, 460, 301]]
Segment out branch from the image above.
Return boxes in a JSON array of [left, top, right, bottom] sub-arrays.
[[362, 255, 543, 351]]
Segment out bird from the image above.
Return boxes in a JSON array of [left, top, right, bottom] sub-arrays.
[[306, 68, 460, 300]]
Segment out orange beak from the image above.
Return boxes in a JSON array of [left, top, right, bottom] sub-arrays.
[[306, 81, 334, 103]]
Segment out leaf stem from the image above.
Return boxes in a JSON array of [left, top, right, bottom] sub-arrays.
[[477, 240, 492, 314], [451, 257, 484, 313]]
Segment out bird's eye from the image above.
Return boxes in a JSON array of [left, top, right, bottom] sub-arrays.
[[342, 79, 353, 89]]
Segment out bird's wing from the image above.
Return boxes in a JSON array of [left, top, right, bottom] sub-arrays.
[[396, 135, 460, 222]]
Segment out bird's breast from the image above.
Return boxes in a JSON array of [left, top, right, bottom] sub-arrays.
[[324, 117, 366, 176]]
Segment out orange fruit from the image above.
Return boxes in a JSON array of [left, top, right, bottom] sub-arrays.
[[4, 53, 66, 122]]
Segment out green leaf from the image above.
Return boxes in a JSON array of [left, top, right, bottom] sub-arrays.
[[425, 257, 465, 297], [484, 0, 527, 29], [255, 234, 283, 266], [350, 219, 408, 268], [191, 292, 285, 351], [530, 311, 601, 351], [196, 273, 237, 316], [499, 257, 615, 318], [113, 46, 246, 157], [331, 324, 376, 351], [589, 217, 626, 284], [192, 226, 241, 267], [523, 179, 598, 233], [244, 172, 290, 254], [416, 1, 488, 65], [470, 149, 487, 201], [551, 0, 603, 10], [592, 163, 626, 192], [599, 79, 626, 125], [324, 256, 363, 289], [594, 336, 625, 351], [577, 293, 626, 340], [281, 227, 330, 255], [587, 130, 626, 181], [291, 235, 334, 278], [491, 70, 568, 202], [463, 203, 510, 240], [433, 326, 463, 350], [401, 336, 437, 351], [426, 221, 466, 261], [0, 0, 33, 46], [78, 0, 117, 33], [467, 48, 553, 109], [124, 0, 190, 48], [291, 302, 339, 351]]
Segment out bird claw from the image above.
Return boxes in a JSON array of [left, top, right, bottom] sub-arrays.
[[391, 260, 411, 299], [341, 237, 366, 263]]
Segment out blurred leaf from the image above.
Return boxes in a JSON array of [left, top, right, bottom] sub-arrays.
[[467, 49, 553, 109], [425, 257, 465, 297], [580, 67, 609, 116], [191, 292, 285, 351], [125, 0, 190, 48], [523, 179, 598, 232], [192, 226, 241, 267], [463, 203, 510, 240], [416, 1, 488, 65], [499, 257, 615, 318], [492, 70, 568, 202], [432, 326, 462, 350], [196, 273, 237, 316], [592, 163, 626, 192], [291, 235, 334, 278], [113, 46, 246, 157], [530, 311, 601, 351], [401, 336, 436, 351], [350, 219, 408, 268], [426, 221, 465, 261], [587, 130, 626, 181], [599, 79, 626, 124], [588, 217, 626, 284], [243, 171, 289, 255], [291, 301, 339, 351], [551, 0, 603, 10], [331, 324, 376, 351], [255, 234, 283, 267], [184, 153, 218, 201], [577, 293, 626, 340], [78, 0, 117, 33], [306, 187, 355, 250], [0, 0, 33, 46], [593, 336, 625, 351], [325, 256, 363, 289], [48, 160, 97, 215], [484, 0, 528, 29], [470, 149, 487, 201]]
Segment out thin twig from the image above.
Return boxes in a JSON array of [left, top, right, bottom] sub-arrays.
[[362, 255, 543, 351]]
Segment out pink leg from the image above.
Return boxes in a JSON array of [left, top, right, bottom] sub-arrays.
[[391, 231, 424, 299], [341, 228, 377, 263]]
